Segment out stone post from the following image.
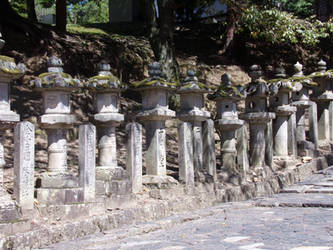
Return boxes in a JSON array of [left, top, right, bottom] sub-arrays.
[[210, 74, 245, 183], [310, 60, 333, 142], [269, 67, 299, 159], [14, 122, 35, 210], [241, 65, 275, 175], [203, 119, 217, 181], [0, 33, 25, 195], [178, 121, 194, 186], [177, 70, 212, 178], [79, 123, 96, 202], [32, 56, 83, 205], [133, 62, 176, 184], [87, 61, 125, 186], [236, 123, 249, 175], [126, 122, 143, 193], [290, 62, 318, 156]]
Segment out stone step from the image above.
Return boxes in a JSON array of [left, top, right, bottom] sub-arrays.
[[105, 194, 136, 210], [36, 188, 84, 205], [0, 219, 31, 236], [36, 202, 105, 222]]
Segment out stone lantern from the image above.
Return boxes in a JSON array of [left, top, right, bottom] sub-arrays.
[[310, 60, 333, 142], [209, 73, 245, 181], [87, 61, 125, 185], [133, 62, 176, 182], [0, 33, 25, 192], [32, 56, 82, 204], [268, 68, 300, 158], [241, 65, 276, 172], [291, 62, 318, 154], [177, 70, 211, 175]]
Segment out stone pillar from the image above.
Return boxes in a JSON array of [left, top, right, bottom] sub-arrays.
[[46, 129, 67, 173], [265, 120, 273, 168], [249, 121, 266, 168], [178, 121, 194, 186], [192, 121, 203, 172], [126, 122, 142, 193], [14, 122, 35, 210], [236, 123, 249, 175], [134, 62, 176, 184], [79, 124, 96, 202], [203, 119, 216, 181], [330, 102, 333, 141], [309, 101, 319, 149], [288, 112, 297, 157], [97, 126, 117, 168]]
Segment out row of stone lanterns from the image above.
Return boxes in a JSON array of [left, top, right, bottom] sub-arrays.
[[2, 46, 333, 206]]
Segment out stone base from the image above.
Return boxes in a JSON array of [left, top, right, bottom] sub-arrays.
[[94, 113, 124, 124], [298, 141, 319, 158], [96, 166, 129, 181], [36, 202, 105, 222], [39, 114, 77, 129], [142, 175, 178, 187], [36, 188, 84, 205], [273, 156, 299, 169], [0, 111, 20, 123], [38, 172, 79, 188], [0, 220, 30, 236], [0, 198, 21, 223], [105, 194, 136, 210]]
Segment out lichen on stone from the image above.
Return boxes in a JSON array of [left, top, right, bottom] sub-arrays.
[[0, 55, 25, 79], [87, 62, 123, 90], [178, 69, 213, 92], [209, 73, 245, 100]]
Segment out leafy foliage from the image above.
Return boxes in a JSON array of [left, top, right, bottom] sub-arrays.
[[280, 0, 315, 18], [240, 5, 333, 47]]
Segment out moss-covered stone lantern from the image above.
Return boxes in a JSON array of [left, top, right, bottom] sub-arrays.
[[241, 65, 276, 171], [268, 67, 300, 158], [87, 61, 125, 187], [177, 69, 212, 174], [32, 55, 82, 203], [0, 33, 25, 192], [310, 60, 333, 141], [209, 73, 245, 181], [133, 62, 176, 182]]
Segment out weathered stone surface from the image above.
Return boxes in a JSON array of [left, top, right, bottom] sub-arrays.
[[145, 121, 167, 176], [178, 121, 194, 186], [265, 120, 273, 168], [192, 121, 203, 172], [79, 123, 96, 202], [236, 124, 249, 175], [14, 121, 35, 210], [39, 173, 78, 188], [126, 122, 143, 193], [288, 112, 297, 157], [46, 129, 68, 173], [309, 101, 319, 149], [203, 119, 216, 181], [97, 126, 117, 169], [36, 188, 84, 205]]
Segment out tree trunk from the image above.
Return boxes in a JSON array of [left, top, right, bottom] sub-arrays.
[[26, 0, 38, 23], [56, 0, 67, 32], [143, 0, 178, 81]]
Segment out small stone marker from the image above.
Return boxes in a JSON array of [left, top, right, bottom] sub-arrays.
[[288, 112, 298, 157], [309, 102, 318, 149], [329, 102, 333, 141], [126, 122, 142, 193], [203, 119, 216, 181], [14, 121, 35, 210], [265, 120, 273, 168], [79, 123, 96, 202], [178, 121, 194, 186], [236, 124, 249, 175]]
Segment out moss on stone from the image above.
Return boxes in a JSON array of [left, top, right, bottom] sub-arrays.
[[0, 55, 14, 63], [132, 77, 177, 88]]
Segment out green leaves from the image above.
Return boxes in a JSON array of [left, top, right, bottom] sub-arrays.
[[239, 5, 333, 47]]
